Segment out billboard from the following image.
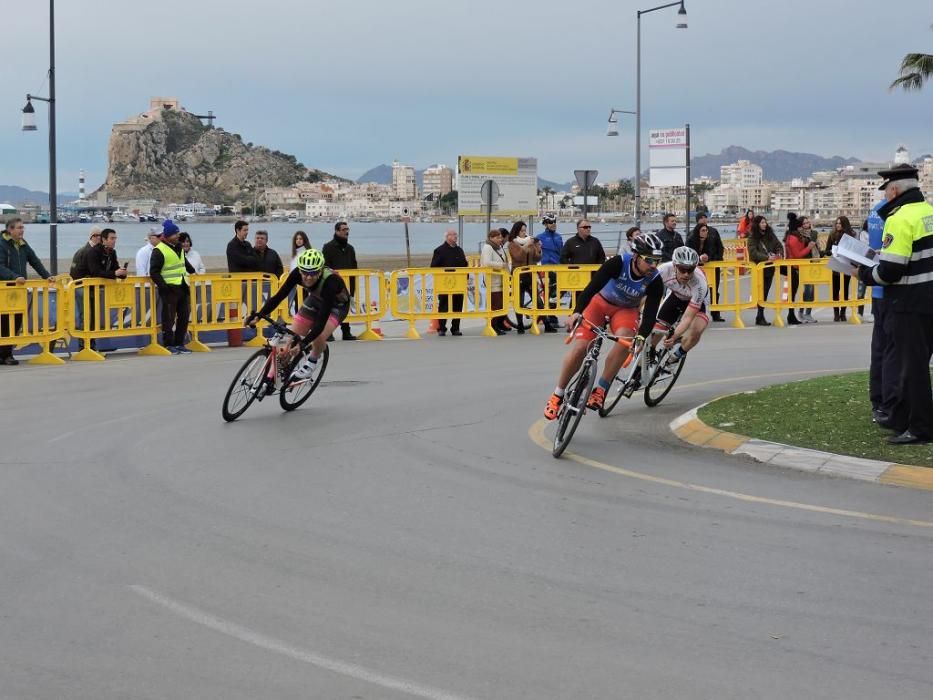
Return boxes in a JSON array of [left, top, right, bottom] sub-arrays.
[[649, 127, 687, 188], [457, 155, 538, 216]]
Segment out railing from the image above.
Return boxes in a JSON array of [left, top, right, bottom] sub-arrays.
[[0, 279, 65, 365]]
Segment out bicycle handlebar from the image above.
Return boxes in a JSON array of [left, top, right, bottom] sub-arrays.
[[252, 313, 303, 341], [564, 317, 634, 347]]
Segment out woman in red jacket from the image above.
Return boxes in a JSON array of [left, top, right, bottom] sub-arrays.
[[783, 213, 817, 325]]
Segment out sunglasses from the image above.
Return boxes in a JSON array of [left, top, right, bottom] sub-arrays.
[[675, 265, 695, 274], [300, 269, 321, 277], [642, 256, 661, 266], [579, 225, 592, 229]]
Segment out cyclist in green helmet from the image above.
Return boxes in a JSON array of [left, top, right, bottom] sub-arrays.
[[246, 248, 351, 379]]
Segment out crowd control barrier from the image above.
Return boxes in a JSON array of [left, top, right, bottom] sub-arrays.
[[701, 261, 758, 328], [753, 259, 868, 328], [0, 279, 65, 365], [510, 264, 600, 335], [389, 267, 510, 338], [187, 273, 280, 352], [67, 277, 168, 361], [275, 269, 386, 341]]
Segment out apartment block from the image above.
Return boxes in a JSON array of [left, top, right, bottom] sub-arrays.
[[422, 164, 453, 197]]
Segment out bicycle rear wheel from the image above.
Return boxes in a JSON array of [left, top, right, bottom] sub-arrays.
[[280, 344, 329, 411], [599, 352, 642, 418], [644, 350, 686, 407], [552, 361, 596, 458], [222, 348, 271, 422]]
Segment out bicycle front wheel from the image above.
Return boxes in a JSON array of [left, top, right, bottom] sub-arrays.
[[280, 345, 329, 411], [644, 351, 686, 407], [552, 361, 596, 458], [222, 348, 271, 422]]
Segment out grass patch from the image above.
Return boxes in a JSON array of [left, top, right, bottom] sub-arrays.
[[698, 371, 933, 466]]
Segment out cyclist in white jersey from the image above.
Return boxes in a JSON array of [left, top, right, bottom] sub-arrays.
[[653, 246, 710, 364]]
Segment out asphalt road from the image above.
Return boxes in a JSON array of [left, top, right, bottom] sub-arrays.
[[1, 318, 931, 700]]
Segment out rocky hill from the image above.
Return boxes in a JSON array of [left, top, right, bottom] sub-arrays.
[[691, 146, 860, 182], [101, 102, 339, 202]]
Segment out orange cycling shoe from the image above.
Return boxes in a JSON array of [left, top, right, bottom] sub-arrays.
[[544, 393, 563, 420], [586, 386, 606, 410]]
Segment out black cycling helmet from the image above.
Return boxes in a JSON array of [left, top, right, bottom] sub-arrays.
[[631, 233, 664, 258], [542, 212, 557, 225]]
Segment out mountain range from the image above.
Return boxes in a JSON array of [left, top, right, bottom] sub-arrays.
[[0, 186, 78, 206], [689, 146, 861, 182]]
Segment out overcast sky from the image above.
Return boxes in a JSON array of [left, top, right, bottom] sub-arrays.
[[3, 0, 932, 192]]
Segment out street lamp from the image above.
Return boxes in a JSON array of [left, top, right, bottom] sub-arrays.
[[635, 0, 687, 227], [20, 0, 58, 275], [606, 107, 635, 137]]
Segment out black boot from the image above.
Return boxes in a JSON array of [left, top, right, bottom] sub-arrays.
[[756, 306, 770, 327], [840, 309, 847, 322], [787, 311, 801, 325]]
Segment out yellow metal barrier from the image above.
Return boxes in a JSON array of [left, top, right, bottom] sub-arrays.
[[701, 261, 757, 329], [187, 273, 280, 352], [0, 279, 65, 365], [466, 254, 482, 268], [389, 267, 510, 338], [274, 269, 387, 341], [68, 277, 167, 361], [510, 264, 600, 335], [721, 239, 746, 262], [753, 259, 868, 328]]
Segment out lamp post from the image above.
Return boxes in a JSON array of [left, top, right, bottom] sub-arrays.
[[635, 0, 687, 228], [21, 0, 58, 275], [607, 108, 636, 252]]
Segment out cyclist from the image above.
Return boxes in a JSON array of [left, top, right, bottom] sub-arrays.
[[544, 233, 665, 419], [245, 248, 350, 380], [652, 246, 710, 365]]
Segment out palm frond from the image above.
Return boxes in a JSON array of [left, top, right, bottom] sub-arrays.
[[889, 53, 933, 91]]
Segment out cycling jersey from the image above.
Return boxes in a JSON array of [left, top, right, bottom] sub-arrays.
[[257, 266, 350, 340], [573, 253, 664, 337], [657, 261, 708, 309]]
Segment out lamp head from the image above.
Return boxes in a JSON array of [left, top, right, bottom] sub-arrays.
[[676, 1, 687, 29], [21, 99, 37, 132]]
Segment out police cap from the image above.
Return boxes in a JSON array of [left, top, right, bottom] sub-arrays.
[[877, 163, 919, 190]]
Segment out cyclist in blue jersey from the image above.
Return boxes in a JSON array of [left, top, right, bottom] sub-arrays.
[[544, 234, 665, 419]]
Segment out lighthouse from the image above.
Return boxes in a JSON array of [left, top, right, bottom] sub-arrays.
[[79, 169, 86, 202]]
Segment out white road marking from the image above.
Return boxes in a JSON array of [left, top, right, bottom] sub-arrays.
[[130, 585, 480, 700]]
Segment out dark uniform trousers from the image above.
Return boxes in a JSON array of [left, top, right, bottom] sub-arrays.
[[889, 310, 933, 438], [160, 284, 191, 347], [869, 298, 899, 415]]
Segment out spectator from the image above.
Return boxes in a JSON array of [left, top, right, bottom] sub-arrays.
[[226, 220, 259, 272], [87, 228, 128, 280], [534, 213, 562, 332], [0, 217, 53, 365], [687, 214, 725, 322], [782, 213, 816, 325], [430, 229, 468, 336], [736, 209, 754, 239], [865, 197, 897, 425], [655, 213, 684, 262], [825, 215, 856, 321], [134, 228, 161, 278], [747, 215, 784, 326], [322, 221, 358, 340], [560, 219, 606, 265], [254, 230, 284, 277], [508, 220, 542, 334], [858, 164, 933, 444], [620, 226, 640, 255], [69, 226, 101, 279], [178, 232, 205, 274], [857, 220, 869, 317], [481, 228, 510, 335], [150, 220, 195, 354], [797, 215, 821, 322], [289, 230, 311, 271]]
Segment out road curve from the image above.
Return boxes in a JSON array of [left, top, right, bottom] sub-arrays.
[[1, 322, 931, 699]]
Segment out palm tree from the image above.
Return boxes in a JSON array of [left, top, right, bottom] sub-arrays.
[[890, 24, 933, 91]]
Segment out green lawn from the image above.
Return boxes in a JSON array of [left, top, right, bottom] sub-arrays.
[[698, 371, 933, 466]]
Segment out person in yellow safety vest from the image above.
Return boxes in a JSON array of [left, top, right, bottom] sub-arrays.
[[150, 220, 195, 354], [858, 164, 933, 445]]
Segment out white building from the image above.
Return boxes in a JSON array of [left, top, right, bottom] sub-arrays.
[[392, 160, 417, 200], [422, 164, 453, 197], [720, 160, 763, 188], [894, 145, 910, 165]]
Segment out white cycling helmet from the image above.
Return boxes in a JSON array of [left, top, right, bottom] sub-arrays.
[[672, 246, 699, 268]]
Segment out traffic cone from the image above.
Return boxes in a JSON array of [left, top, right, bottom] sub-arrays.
[[428, 318, 439, 334]]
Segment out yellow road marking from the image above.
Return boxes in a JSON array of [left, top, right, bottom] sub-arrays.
[[528, 365, 933, 529]]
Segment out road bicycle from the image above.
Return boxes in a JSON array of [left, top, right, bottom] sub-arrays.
[[551, 317, 632, 458], [221, 314, 329, 422], [599, 325, 687, 417]]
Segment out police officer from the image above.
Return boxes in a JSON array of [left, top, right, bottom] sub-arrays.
[[858, 164, 933, 444], [866, 196, 899, 425]]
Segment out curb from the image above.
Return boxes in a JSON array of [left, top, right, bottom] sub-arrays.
[[670, 405, 933, 491]]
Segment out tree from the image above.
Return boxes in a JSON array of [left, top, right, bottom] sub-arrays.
[[890, 24, 933, 91]]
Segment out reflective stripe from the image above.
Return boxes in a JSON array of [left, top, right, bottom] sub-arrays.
[[872, 266, 888, 285], [911, 247, 933, 261], [880, 251, 909, 264], [896, 271, 933, 285]]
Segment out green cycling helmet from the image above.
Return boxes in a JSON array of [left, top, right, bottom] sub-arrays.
[[297, 248, 325, 273]]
